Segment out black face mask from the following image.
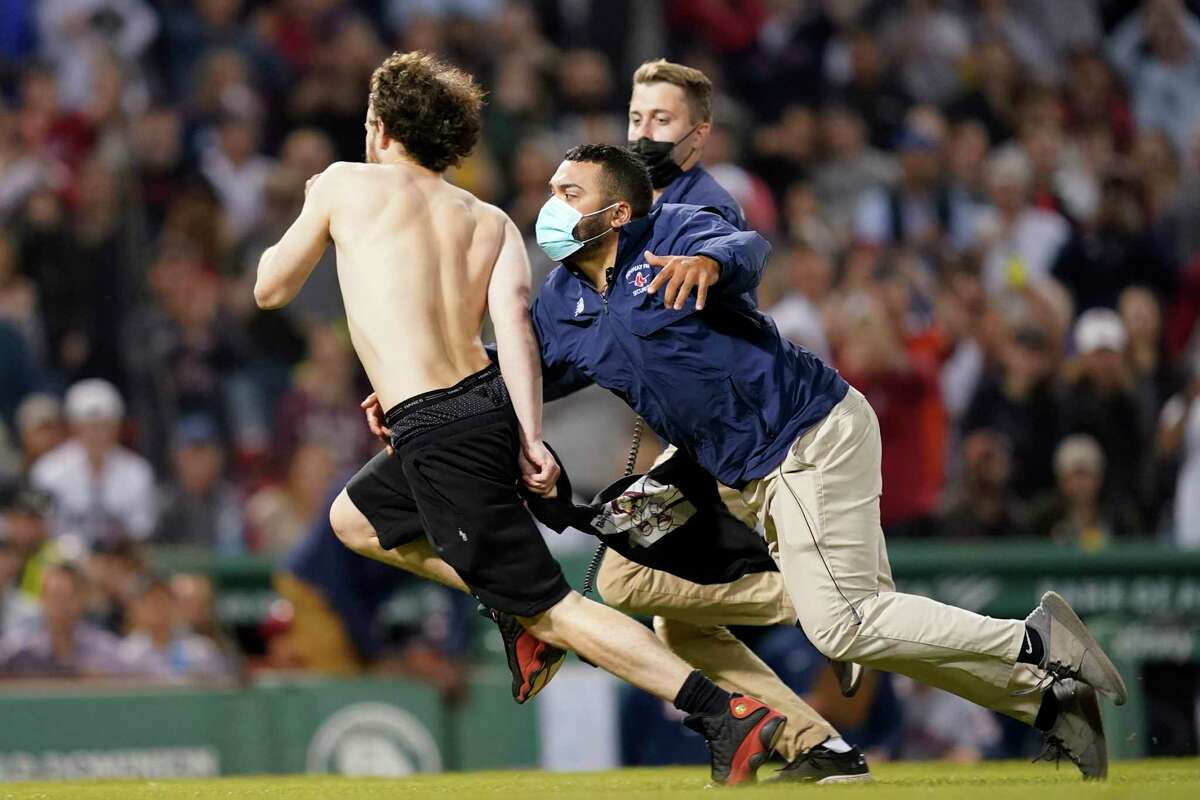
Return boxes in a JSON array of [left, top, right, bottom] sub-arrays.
[[628, 124, 700, 189]]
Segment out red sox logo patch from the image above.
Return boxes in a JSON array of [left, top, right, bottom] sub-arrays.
[[628, 264, 652, 295]]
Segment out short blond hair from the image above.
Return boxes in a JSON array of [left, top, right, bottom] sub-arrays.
[[632, 59, 712, 124]]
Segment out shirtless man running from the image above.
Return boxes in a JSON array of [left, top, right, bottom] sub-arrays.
[[253, 51, 785, 786]]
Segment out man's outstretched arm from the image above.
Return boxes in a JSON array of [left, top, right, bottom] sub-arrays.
[[489, 216, 560, 495], [646, 208, 770, 309], [254, 167, 337, 309]]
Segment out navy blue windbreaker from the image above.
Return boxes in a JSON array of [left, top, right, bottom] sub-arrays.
[[532, 204, 848, 488], [655, 165, 746, 230]]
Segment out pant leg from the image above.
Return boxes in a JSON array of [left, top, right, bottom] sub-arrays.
[[597, 548, 837, 756], [745, 388, 1044, 725], [653, 616, 835, 757]]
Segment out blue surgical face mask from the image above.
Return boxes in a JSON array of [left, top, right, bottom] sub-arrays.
[[535, 196, 618, 262]]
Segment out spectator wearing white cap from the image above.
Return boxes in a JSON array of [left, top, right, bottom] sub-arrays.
[[1059, 308, 1149, 519], [29, 379, 157, 544], [1030, 434, 1142, 549]]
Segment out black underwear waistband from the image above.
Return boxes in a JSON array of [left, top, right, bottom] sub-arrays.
[[383, 363, 510, 447]]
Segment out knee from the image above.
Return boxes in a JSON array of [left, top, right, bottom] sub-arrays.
[[595, 556, 643, 614], [799, 614, 858, 662], [329, 490, 373, 554], [595, 559, 631, 613], [516, 591, 581, 650], [653, 615, 712, 652]]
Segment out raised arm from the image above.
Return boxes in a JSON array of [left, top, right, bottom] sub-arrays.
[[488, 216, 559, 495], [253, 168, 336, 309]]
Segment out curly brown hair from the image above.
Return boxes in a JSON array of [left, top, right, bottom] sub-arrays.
[[369, 51, 484, 173]]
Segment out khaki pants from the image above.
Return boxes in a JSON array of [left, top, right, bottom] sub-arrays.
[[741, 387, 1045, 725], [597, 449, 838, 759]]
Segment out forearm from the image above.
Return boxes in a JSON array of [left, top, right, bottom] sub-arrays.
[[254, 245, 302, 309], [697, 232, 769, 294], [494, 317, 545, 445]]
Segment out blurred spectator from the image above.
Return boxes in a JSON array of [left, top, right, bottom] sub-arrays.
[[975, 150, 1069, 297], [154, 415, 245, 553], [30, 379, 157, 542], [0, 533, 30, 636], [939, 429, 1030, 539], [1160, 370, 1200, 547], [0, 562, 133, 678], [129, 105, 189, 239], [124, 240, 254, 466], [118, 575, 233, 680], [199, 113, 274, 244], [765, 246, 833, 362], [972, 0, 1057, 83], [170, 573, 225, 647], [0, 487, 59, 601], [0, 235, 42, 358], [894, 677, 1002, 762], [964, 323, 1063, 500], [837, 287, 943, 537], [947, 38, 1021, 144], [1030, 434, 1141, 548], [1109, 0, 1200, 153], [1061, 308, 1149, 513], [273, 326, 373, 476], [245, 441, 336, 555], [855, 120, 972, 253], [828, 28, 912, 150], [36, 0, 157, 113], [1063, 50, 1135, 152], [84, 534, 144, 634], [14, 394, 66, 471], [880, 0, 971, 106], [1122, 287, 1180, 445], [1053, 175, 1174, 312], [0, 321, 34, 428], [812, 103, 897, 243]]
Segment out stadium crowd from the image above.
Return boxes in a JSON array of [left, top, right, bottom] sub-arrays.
[[1, 0, 1200, 761]]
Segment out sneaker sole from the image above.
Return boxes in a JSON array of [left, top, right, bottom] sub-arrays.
[[1074, 683, 1109, 781], [816, 772, 874, 785], [1042, 591, 1128, 705], [516, 648, 567, 704]]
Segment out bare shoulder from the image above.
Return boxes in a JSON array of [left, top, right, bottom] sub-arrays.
[[472, 199, 517, 235], [317, 161, 414, 195]]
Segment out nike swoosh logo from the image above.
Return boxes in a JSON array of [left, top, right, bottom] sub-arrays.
[[1024, 630, 1033, 654]]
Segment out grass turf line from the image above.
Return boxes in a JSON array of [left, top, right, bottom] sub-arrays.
[[1, 758, 1198, 799]]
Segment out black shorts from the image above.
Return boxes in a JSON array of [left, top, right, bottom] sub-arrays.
[[345, 364, 571, 617]]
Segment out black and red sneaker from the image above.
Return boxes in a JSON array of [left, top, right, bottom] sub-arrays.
[[481, 606, 567, 704], [683, 694, 786, 786]]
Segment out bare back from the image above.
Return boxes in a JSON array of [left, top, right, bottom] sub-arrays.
[[326, 162, 505, 409]]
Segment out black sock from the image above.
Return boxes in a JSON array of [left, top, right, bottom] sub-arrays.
[[1016, 625, 1045, 666], [1034, 686, 1059, 731], [673, 669, 732, 716]]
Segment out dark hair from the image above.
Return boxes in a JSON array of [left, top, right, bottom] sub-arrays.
[[564, 144, 653, 218], [369, 51, 484, 173]]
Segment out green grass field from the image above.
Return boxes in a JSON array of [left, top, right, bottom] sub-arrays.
[[2, 759, 1199, 800]]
